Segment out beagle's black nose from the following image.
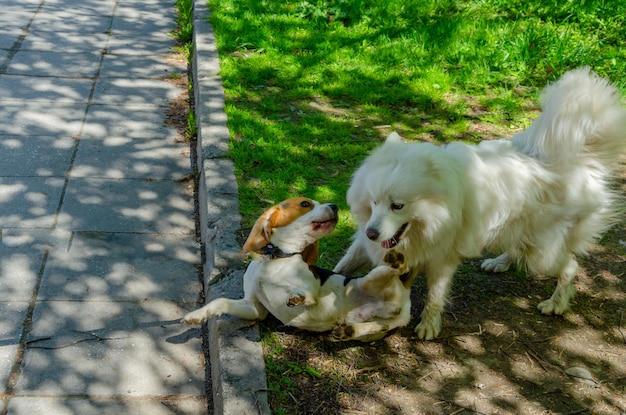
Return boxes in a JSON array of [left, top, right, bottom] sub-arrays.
[[328, 204, 338, 214], [366, 228, 379, 241]]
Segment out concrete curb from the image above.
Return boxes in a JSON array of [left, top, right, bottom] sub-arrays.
[[192, 1, 271, 414]]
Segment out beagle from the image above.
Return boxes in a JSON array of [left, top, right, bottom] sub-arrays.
[[183, 197, 412, 342]]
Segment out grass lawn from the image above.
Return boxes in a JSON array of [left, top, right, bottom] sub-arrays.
[[204, 1, 626, 413], [208, 0, 625, 267]]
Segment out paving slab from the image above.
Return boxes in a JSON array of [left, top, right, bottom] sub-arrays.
[[6, 51, 102, 77], [83, 104, 179, 140], [20, 30, 109, 53], [0, 75, 93, 103], [39, 232, 200, 301], [6, 396, 206, 415], [72, 135, 191, 180], [92, 78, 183, 106], [16, 300, 204, 397], [0, 136, 75, 177], [0, 303, 29, 392], [0, 245, 45, 301], [1, 229, 72, 251], [107, 35, 178, 56], [114, 2, 177, 21], [0, 177, 65, 229], [0, 31, 21, 50], [0, 0, 209, 412], [100, 54, 186, 79], [111, 14, 175, 35], [56, 177, 194, 233], [28, 10, 112, 34], [41, 0, 116, 16], [0, 11, 35, 32], [0, 102, 87, 136]]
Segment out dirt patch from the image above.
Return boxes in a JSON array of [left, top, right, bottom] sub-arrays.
[[262, 166, 626, 414]]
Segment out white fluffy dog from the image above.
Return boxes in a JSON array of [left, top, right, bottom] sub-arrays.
[[334, 67, 626, 340]]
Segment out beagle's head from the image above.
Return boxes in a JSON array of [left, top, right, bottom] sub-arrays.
[[242, 197, 339, 265]]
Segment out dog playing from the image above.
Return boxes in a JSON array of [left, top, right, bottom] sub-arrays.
[[334, 67, 626, 340], [183, 197, 412, 342]]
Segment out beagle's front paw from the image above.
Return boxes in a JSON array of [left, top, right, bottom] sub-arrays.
[[287, 291, 316, 307], [183, 308, 211, 325]]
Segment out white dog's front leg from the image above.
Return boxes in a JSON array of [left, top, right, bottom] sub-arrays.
[[334, 237, 371, 275], [183, 297, 267, 325], [481, 252, 512, 273], [415, 261, 458, 340], [537, 256, 578, 315]]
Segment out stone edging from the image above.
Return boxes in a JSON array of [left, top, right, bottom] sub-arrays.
[[192, 1, 271, 413]]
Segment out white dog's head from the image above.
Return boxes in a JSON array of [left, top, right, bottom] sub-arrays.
[[242, 197, 339, 265], [348, 133, 460, 253]]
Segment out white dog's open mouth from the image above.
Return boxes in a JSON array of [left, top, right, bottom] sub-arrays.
[[381, 223, 409, 249]]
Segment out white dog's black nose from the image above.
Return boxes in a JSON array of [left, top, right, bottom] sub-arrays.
[[366, 228, 379, 241]]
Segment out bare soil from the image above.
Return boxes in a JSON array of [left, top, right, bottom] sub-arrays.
[[261, 162, 626, 415]]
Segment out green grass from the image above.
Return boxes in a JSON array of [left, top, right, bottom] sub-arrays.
[[207, 0, 626, 269], [174, 0, 194, 45], [205, 1, 625, 412], [173, 0, 197, 142]]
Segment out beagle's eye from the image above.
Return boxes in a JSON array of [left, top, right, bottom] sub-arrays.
[[300, 200, 312, 208], [391, 203, 404, 211]]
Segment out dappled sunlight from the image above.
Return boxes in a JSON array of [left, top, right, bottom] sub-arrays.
[[260, 231, 626, 413], [454, 334, 486, 355], [0, 0, 205, 411]]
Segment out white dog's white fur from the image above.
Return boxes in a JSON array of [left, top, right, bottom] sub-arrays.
[[184, 197, 412, 342], [334, 67, 626, 340]]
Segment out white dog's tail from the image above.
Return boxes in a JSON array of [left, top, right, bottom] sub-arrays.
[[513, 67, 626, 168]]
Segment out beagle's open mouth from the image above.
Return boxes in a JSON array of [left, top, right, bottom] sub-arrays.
[[312, 216, 338, 231], [381, 222, 409, 249]]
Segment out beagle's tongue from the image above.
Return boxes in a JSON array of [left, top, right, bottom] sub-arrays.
[[313, 220, 334, 231]]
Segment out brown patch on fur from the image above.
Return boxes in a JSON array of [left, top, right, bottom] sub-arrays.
[[242, 197, 316, 257]]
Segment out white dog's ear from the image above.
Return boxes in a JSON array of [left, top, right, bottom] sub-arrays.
[[385, 132, 404, 143], [242, 206, 279, 255]]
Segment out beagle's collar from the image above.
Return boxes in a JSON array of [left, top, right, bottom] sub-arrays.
[[260, 244, 298, 259], [259, 244, 359, 287]]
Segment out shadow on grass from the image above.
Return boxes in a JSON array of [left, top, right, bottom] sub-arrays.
[[261, 222, 625, 414]]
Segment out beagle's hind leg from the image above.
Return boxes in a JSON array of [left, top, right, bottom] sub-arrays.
[[331, 322, 390, 342]]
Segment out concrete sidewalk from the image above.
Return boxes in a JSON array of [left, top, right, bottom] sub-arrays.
[[1, 0, 207, 413]]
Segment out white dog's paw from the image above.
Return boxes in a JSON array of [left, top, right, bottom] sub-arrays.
[[414, 312, 442, 340], [537, 296, 570, 315], [183, 308, 211, 325], [538, 283, 575, 315], [481, 253, 512, 273]]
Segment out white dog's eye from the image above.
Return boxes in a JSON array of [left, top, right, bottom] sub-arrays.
[[391, 203, 404, 211]]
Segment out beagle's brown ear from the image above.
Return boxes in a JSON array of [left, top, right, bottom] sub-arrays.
[[242, 205, 280, 255], [301, 241, 319, 265]]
